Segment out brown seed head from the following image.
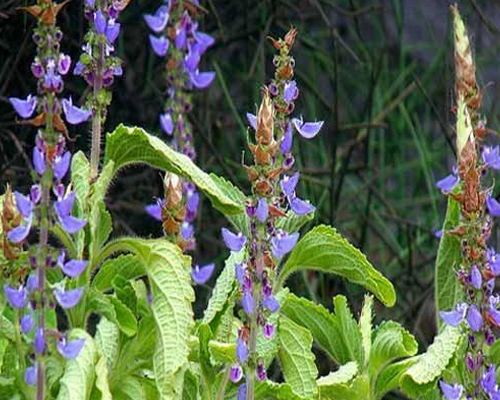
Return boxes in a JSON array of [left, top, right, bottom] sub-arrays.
[[164, 172, 183, 209]]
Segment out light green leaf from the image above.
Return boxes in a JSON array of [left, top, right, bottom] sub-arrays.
[[359, 295, 373, 369], [0, 316, 14, 341], [95, 317, 119, 372], [103, 124, 242, 215], [400, 326, 462, 397], [92, 254, 145, 292], [278, 316, 318, 398], [435, 196, 462, 326], [71, 151, 91, 258], [182, 369, 199, 400], [87, 290, 137, 336], [208, 340, 235, 364], [374, 358, 418, 399], [57, 329, 97, 400], [318, 374, 369, 400], [94, 353, 112, 400], [255, 380, 309, 400], [317, 361, 358, 386], [89, 203, 112, 263], [277, 225, 396, 307], [275, 209, 315, 233], [114, 376, 147, 400]]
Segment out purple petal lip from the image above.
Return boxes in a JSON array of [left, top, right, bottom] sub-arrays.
[[189, 70, 215, 89], [482, 145, 500, 170], [94, 10, 107, 34], [436, 173, 459, 193], [53, 151, 71, 180], [60, 259, 88, 278], [271, 232, 300, 258], [192, 263, 215, 285], [221, 228, 246, 252], [21, 314, 34, 334], [58, 54, 71, 75], [241, 291, 254, 314], [487, 196, 500, 217], [54, 287, 84, 309], [160, 113, 174, 135], [25, 365, 37, 386], [9, 95, 37, 119], [256, 198, 269, 222], [57, 338, 86, 359], [283, 80, 297, 104], [229, 364, 243, 383], [33, 147, 46, 175], [262, 295, 280, 313], [290, 197, 315, 215], [482, 365, 497, 394], [439, 303, 467, 326], [186, 191, 199, 215], [62, 97, 91, 125], [54, 192, 75, 217], [34, 328, 45, 354], [292, 116, 323, 139], [466, 304, 483, 331], [194, 31, 215, 54], [236, 339, 248, 363], [149, 35, 169, 56], [246, 113, 257, 130], [7, 217, 32, 243], [281, 173, 299, 197], [181, 222, 194, 240], [144, 6, 169, 32], [60, 216, 87, 234], [105, 21, 120, 43], [237, 384, 247, 400], [281, 123, 293, 154], [14, 191, 33, 219], [439, 381, 463, 400], [4, 284, 28, 309], [145, 202, 163, 221], [469, 265, 482, 289]]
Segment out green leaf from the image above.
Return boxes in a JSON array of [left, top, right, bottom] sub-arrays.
[[316, 361, 358, 395], [275, 209, 315, 233], [57, 329, 97, 400], [208, 340, 235, 364], [278, 316, 318, 398], [374, 358, 418, 399], [95, 317, 119, 372], [400, 326, 462, 397], [369, 321, 418, 375], [182, 369, 199, 400], [255, 380, 309, 400], [98, 237, 194, 399], [71, 151, 91, 258], [359, 295, 373, 369], [435, 196, 462, 326], [277, 225, 396, 307], [103, 124, 242, 215], [318, 372, 369, 400], [94, 353, 112, 400], [92, 254, 145, 292], [89, 203, 112, 263]]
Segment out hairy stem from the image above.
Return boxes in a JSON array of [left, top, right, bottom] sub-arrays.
[[246, 283, 260, 400], [90, 39, 105, 180]]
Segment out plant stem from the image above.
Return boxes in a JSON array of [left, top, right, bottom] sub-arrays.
[[90, 39, 105, 180], [246, 283, 260, 400], [214, 366, 230, 400]]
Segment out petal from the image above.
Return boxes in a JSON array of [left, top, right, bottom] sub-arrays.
[[280, 122, 293, 154], [436, 174, 459, 193], [263, 323, 275, 339], [189, 70, 215, 89], [34, 328, 45, 354], [439, 303, 467, 326], [235, 263, 245, 285], [143, 6, 169, 33], [160, 113, 174, 135], [241, 292, 254, 314], [25, 365, 37, 386], [53, 152, 71, 180], [7, 217, 32, 243], [237, 384, 247, 400], [61, 259, 88, 278], [145, 203, 163, 221], [280, 172, 299, 197], [466, 305, 483, 331], [271, 232, 300, 258], [181, 222, 194, 240], [439, 381, 463, 400], [14, 191, 33, 219], [256, 198, 268, 222], [236, 339, 248, 363], [290, 197, 315, 216], [57, 338, 85, 359], [487, 196, 500, 217], [481, 365, 497, 394], [262, 295, 280, 313], [105, 22, 120, 43], [4, 284, 28, 309], [192, 263, 215, 285], [229, 364, 243, 383], [469, 265, 482, 289], [149, 35, 169, 56], [482, 146, 500, 170], [184, 44, 201, 72], [54, 192, 76, 219], [292, 117, 323, 139], [246, 113, 257, 130], [60, 216, 87, 234], [21, 314, 34, 334], [54, 287, 84, 309], [62, 98, 91, 125], [221, 228, 246, 252], [186, 191, 200, 214], [9, 95, 37, 119], [94, 10, 107, 34], [194, 31, 215, 54], [33, 147, 46, 175], [283, 80, 297, 104]]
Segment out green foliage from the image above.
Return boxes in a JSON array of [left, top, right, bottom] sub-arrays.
[[277, 225, 396, 307]]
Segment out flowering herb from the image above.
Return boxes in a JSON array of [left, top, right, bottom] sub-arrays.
[[144, 0, 215, 279], [436, 6, 500, 400], [221, 27, 323, 400], [6, 1, 90, 398], [76, 0, 129, 179]]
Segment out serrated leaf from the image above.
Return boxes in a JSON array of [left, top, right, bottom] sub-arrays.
[[277, 225, 396, 307], [92, 254, 145, 292], [374, 358, 418, 399], [208, 340, 235, 364], [103, 124, 242, 215], [317, 361, 358, 386], [278, 316, 318, 398], [318, 374, 369, 400], [182, 369, 199, 400], [359, 295, 373, 369], [332, 295, 363, 367], [115, 376, 147, 400], [90, 203, 112, 263], [71, 151, 91, 258], [109, 296, 137, 337], [255, 380, 309, 400], [401, 326, 462, 397], [95, 317, 119, 372], [275, 209, 315, 233], [87, 290, 137, 336], [94, 353, 112, 400], [57, 329, 97, 400], [435, 196, 462, 326]]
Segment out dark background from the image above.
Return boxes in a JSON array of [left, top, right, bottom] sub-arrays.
[[2, 0, 500, 390]]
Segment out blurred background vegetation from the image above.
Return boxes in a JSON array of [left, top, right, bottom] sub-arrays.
[[2, 0, 500, 393]]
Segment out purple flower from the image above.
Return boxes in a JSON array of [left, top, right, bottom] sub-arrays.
[[262, 295, 280, 313], [184, 44, 201, 72], [4, 285, 28, 309], [280, 173, 315, 215], [53, 151, 71, 180], [487, 248, 500, 275], [483, 146, 500, 170], [74, 61, 85, 76], [94, 10, 107, 34], [14, 191, 33, 219], [191, 263, 215, 285], [105, 20, 120, 43], [189, 70, 215, 89], [54, 287, 84, 309], [271, 231, 299, 258], [487, 195, 500, 217], [436, 173, 460, 194], [181, 222, 194, 240], [25, 365, 37, 386], [57, 253, 88, 278], [30, 185, 41, 204], [149, 35, 169, 56], [84, 0, 95, 7], [9, 95, 37, 119], [194, 31, 215, 54], [58, 54, 71, 75], [466, 304, 483, 332], [241, 292, 254, 314], [7, 217, 32, 243], [20, 314, 34, 334], [34, 328, 45, 354], [236, 338, 248, 363], [291, 116, 323, 139], [281, 122, 293, 154], [229, 364, 243, 383], [54, 192, 87, 234], [439, 381, 463, 400], [434, 229, 443, 239], [246, 113, 257, 130], [62, 97, 91, 125], [186, 191, 199, 220], [160, 113, 174, 135], [439, 303, 467, 326], [256, 363, 267, 381], [263, 323, 275, 338], [33, 147, 46, 175], [43, 68, 63, 92], [256, 198, 268, 222], [482, 365, 497, 395], [221, 228, 246, 252], [57, 337, 86, 359], [283, 80, 298, 105], [31, 61, 44, 78], [145, 199, 164, 221], [27, 274, 38, 292], [469, 265, 482, 289], [144, 6, 169, 33], [237, 383, 247, 400], [235, 263, 245, 286]]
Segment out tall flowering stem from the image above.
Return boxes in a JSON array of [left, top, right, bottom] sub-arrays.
[[76, 0, 128, 179], [437, 6, 500, 400], [6, 1, 90, 398], [143, 0, 215, 282], [222, 28, 323, 400]]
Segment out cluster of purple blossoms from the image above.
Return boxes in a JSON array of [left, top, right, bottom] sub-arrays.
[[6, 0, 90, 392], [223, 28, 323, 399], [144, 0, 215, 283]]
